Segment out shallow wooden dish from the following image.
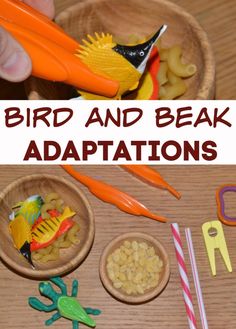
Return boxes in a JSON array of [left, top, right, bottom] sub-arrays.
[[0, 174, 94, 278], [99, 232, 170, 304], [25, 0, 215, 100]]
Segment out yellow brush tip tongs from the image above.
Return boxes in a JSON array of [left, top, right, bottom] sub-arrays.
[[0, 0, 119, 97]]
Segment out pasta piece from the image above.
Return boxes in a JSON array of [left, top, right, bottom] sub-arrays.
[[167, 45, 197, 78], [158, 86, 166, 99], [55, 198, 64, 212], [50, 200, 57, 208], [158, 62, 168, 86], [41, 202, 54, 219], [56, 235, 65, 243], [67, 223, 80, 244], [128, 34, 140, 44], [159, 48, 169, 62], [59, 239, 72, 248], [42, 193, 65, 216], [32, 251, 43, 261], [41, 194, 64, 218], [40, 247, 59, 263], [167, 70, 181, 85], [53, 236, 63, 248], [39, 245, 52, 255], [159, 80, 187, 100], [45, 192, 59, 203], [32, 245, 53, 260]]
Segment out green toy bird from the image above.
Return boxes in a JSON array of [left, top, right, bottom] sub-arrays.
[[11, 194, 44, 225]]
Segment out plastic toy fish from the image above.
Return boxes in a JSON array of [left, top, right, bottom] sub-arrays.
[[11, 195, 44, 225], [9, 214, 34, 266], [31, 207, 76, 251], [29, 277, 101, 328], [76, 25, 167, 100]]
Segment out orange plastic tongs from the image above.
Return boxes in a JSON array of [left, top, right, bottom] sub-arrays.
[[0, 0, 119, 97]]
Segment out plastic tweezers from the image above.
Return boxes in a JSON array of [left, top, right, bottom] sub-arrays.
[[0, 0, 119, 97]]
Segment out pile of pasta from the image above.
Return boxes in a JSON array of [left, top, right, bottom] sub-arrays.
[[157, 43, 197, 99], [107, 240, 163, 295], [32, 192, 80, 263]]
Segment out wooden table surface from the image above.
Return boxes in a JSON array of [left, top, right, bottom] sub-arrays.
[[0, 165, 236, 329], [0, 0, 235, 99]]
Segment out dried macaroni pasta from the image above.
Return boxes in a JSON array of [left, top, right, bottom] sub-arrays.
[[158, 42, 197, 99], [32, 223, 80, 263], [167, 45, 197, 78], [41, 193, 65, 219]]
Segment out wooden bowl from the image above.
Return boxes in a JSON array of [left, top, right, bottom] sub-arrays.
[[25, 0, 215, 100], [99, 232, 170, 304], [0, 174, 95, 278]]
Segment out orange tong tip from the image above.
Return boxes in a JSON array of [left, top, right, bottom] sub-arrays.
[[166, 186, 181, 200], [147, 213, 168, 223]]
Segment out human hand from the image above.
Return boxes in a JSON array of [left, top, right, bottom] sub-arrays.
[[0, 0, 55, 82]]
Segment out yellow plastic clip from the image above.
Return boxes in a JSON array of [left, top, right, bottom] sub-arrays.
[[202, 220, 232, 276]]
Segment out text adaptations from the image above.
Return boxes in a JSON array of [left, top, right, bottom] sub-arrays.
[[3, 105, 232, 163], [24, 139, 217, 162]]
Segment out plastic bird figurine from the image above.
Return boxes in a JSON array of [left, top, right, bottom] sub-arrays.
[[31, 207, 76, 251], [11, 195, 44, 225], [9, 214, 34, 267], [76, 25, 167, 99], [29, 277, 101, 328]]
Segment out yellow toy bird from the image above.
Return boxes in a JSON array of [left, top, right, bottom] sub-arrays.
[[75, 25, 167, 100]]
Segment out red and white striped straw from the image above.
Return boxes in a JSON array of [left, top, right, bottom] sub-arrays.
[[171, 223, 197, 329], [185, 228, 208, 329]]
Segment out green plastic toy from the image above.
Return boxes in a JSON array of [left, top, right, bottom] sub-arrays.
[[28, 277, 101, 328], [11, 194, 44, 225]]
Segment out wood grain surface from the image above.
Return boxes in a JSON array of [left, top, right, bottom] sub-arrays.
[[0, 165, 236, 328]]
